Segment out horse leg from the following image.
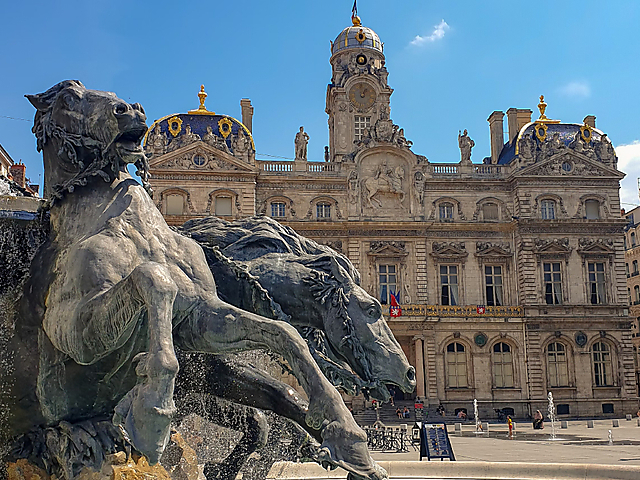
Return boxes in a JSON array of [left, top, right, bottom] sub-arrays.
[[68, 262, 179, 464], [175, 300, 384, 480]]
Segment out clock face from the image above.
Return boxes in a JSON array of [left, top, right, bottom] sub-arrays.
[[349, 83, 376, 109]]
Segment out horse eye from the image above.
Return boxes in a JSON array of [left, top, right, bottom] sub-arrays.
[[367, 307, 378, 317]]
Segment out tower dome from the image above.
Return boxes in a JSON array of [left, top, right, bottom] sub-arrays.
[[331, 16, 383, 57]]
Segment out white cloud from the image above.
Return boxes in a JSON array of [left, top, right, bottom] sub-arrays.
[[558, 81, 591, 99], [410, 20, 450, 46], [616, 141, 640, 208]]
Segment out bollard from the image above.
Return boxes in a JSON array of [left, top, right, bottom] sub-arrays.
[[587, 420, 594, 428], [561, 421, 568, 429], [626, 414, 632, 421], [455, 423, 462, 432], [482, 422, 490, 432], [637, 418, 640, 427], [512, 422, 517, 431], [612, 419, 620, 427]]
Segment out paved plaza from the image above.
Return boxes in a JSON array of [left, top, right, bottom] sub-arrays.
[[370, 418, 640, 466]]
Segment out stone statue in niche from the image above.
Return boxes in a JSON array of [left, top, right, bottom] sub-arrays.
[[146, 123, 167, 156], [203, 125, 230, 154], [348, 170, 359, 204], [295, 126, 309, 160], [413, 171, 425, 206], [458, 129, 474, 164]]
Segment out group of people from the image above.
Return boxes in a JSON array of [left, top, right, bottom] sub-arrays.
[[395, 407, 411, 419]]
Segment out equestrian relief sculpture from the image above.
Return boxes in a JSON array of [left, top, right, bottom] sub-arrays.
[[1, 81, 416, 480]]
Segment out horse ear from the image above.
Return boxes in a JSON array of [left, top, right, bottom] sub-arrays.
[[25, 93, 49, 112], [329, 256, 350, 284], [25, 80, 85, 112]]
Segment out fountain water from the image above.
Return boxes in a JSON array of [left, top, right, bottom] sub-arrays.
[[547, 392, 557, 440], [474, 399, 483, 434], [608, 430, 613, 446]]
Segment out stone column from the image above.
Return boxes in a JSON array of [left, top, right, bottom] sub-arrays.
[[414, 337, 426, 398]]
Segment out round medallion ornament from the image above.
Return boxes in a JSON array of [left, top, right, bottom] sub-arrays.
[[167, 116, 183, 137], [561, 161, 572, 173], [193, 154, 206, 167], [218, 118, 233, 138], [534, 122, 547, 142], [356, 54, 367, 65], [575, 331, 587, 347], [474, 333, 488, 347], [580, 124, 593, 143], [355, 29, 366, 43]]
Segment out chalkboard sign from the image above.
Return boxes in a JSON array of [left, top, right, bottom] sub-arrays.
[[419, 423, 455, 461]]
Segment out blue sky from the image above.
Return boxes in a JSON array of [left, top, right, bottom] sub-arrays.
[[2, 0, 639, 205]]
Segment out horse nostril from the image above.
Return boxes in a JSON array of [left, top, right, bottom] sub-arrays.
[[406, 366, 416, 382]]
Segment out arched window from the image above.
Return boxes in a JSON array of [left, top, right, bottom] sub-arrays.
[[629, 287, 632, 306], [633, 260, 638, 274], [271, 202, 286, 218], [166, 194, 184, 215], [492, 342, 514, 388], [547, 342, 569, 387], [215, 196, 232, 216], [632, 232, 636, 247], [585, 200, 600, 219], [446, 342, 467, 388], [634, 286, 639, 303], [592, 341, 613, 387], [316, 203, 331, 219], [626, 263, 630, 276], [439, 202, 454, 221], [540, 200, 556, 220], [482, 202, 499, 221]]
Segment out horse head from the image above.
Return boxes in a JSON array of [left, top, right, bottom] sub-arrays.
[[299, 254, 416, 401], [26, 80, 150, 203]]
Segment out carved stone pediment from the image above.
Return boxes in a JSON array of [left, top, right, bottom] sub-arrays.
[[431, 241, 468, 260], [533, 237, 572, 257], [368, 241, 408, 257], [150, 142, 255, 173], [520, 152, 620, 178], [577, 238, 615, 256], [475, 242, 511, 260]]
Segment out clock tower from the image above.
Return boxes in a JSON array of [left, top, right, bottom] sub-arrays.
[[326, 15, 392, 162]]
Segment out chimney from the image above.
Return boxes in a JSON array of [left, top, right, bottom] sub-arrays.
[[10, 162, 26, 188], [487, 111, 505, 164], [240, 99, 254, 133], [506, 108, 533, 144], [583, 115, 596, 128]]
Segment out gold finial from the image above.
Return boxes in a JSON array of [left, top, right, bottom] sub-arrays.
[[189, 84, 215, 115], [538, 95, 548, 120], [352, 15, 361, 26]]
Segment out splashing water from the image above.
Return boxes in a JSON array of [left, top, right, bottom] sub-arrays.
[[474, 399, 482, 433], [547, 392, 557, 440], [608, 430, 613, 446]]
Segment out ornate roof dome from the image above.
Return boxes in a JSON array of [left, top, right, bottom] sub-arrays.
[[143, 85, 254, 157], [331, 16, 383, 56]]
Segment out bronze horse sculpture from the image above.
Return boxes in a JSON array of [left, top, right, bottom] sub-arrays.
[[2, 80, 410, 479]]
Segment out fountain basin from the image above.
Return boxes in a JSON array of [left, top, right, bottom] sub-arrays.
[[267, 461, 640, 480]]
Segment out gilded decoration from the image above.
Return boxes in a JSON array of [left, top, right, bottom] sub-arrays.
[[580, 123, 594, 143], [355, 29, 366, 43], [167, 116, 183, 137], [188, 84, 216, 115], [218, 117, 233, 138], [534, 122, 548, 142]]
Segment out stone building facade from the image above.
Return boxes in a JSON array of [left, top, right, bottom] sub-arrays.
[[145, 16, 639, 418], [623, 206, 640, 396]]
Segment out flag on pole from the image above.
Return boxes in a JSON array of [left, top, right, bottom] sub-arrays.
[[390, 293, 402, 317], [351, 0, 358, 21]]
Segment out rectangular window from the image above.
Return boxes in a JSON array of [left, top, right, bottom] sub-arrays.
[[588, 262, 606, 304], [440, 265, 459, 306], [585, 200, 600, 219], [485, 265, 504, 306], [543, 262, 563, 305], [166, 195, 184, 215], [271, 202, 286, 217], [439, 203, 453, 221], [354, 116, 371, 141], [316, 203, 331, 218], [541, 200, 556, 220], [379, 264, 398, 305], [215, 196, 232, 216], [483, 203, 499, 220]]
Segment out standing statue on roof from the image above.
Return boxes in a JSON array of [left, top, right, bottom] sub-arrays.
[[458, 129, 474, 164], [295, 126, 309, 161]]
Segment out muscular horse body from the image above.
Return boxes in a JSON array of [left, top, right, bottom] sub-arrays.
[[5, 80, 387, 480]]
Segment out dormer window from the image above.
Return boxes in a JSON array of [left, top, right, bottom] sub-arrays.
[[541, 200, 556, 220]]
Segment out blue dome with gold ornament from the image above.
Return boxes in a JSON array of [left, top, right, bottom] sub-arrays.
[[331, 16, 383, 57], [144, 85, 254, 158]]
